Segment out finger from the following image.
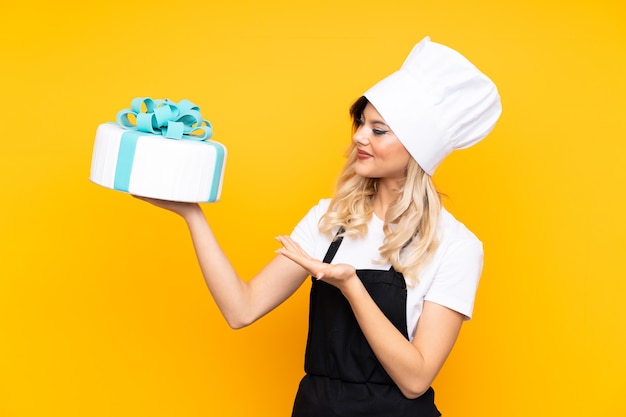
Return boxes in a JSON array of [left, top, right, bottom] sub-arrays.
[[276, 235, 310, 258], [275, 247, 314, 269], [275, 246, 326, 278], [275, 250, 315, 276], [291, 242, 310, 258], [275, 235, 299, 251]]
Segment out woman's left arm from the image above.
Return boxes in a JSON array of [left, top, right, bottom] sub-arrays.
[[343, 279, 464, 399], [276, 235, 464, 399]]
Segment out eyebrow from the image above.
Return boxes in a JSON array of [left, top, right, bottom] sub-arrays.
[[369, 119, 390, 128], [361, 114, 388, 126]]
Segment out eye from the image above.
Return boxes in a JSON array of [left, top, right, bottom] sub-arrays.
[[372, 129, 388, 136]]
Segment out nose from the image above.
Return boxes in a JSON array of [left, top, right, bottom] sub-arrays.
[[353, 125, 369, 146]]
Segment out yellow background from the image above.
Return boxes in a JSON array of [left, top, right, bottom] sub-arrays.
[[1, 0, 625, 415]]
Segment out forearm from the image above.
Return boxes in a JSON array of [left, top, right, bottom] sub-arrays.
[[342, 279, 432, 399], [182, 206, 256, 328], [182, 207, 308, 328]]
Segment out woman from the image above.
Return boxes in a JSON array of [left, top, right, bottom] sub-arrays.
[[138, 36, 501, 416]]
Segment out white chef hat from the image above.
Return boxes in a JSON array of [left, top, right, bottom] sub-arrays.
[[364, 36, 502, 176]]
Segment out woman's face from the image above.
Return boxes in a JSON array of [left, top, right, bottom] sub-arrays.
[[353, 103, 411, 181]]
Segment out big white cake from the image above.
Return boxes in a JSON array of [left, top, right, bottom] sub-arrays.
[[90, 98, 226, 203]]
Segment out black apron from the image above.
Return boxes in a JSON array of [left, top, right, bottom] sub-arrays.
[[291, 230, 441, 417]]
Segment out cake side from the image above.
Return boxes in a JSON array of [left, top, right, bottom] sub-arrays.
[[90, 123, 226, 202]]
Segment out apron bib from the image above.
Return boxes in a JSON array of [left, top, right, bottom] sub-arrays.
[[291, 229, 441, 417]]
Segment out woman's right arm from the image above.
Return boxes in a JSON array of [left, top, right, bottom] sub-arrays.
[[137, 197, 311, 329]]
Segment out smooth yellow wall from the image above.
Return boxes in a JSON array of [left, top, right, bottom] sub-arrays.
[[1, 0, 625, 416]]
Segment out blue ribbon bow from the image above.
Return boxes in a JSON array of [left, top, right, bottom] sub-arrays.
[[116, 97, 213, 141]]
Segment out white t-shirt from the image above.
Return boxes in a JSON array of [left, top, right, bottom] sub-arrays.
[[290, 198, 484, 341]]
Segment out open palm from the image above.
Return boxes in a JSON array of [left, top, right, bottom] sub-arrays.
[[276, 235, 357, 290]]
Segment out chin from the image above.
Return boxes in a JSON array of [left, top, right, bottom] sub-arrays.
[[354, 164, 372, 178], [354, 168, 373, 178]]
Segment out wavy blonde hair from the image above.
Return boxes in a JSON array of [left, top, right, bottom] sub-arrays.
[[318, 97, 441, 285]]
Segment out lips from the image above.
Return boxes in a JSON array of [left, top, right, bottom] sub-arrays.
[[357, 150, 372, 160]]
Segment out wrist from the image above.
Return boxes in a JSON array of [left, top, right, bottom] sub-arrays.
[[182, 203, 204, 222], [341, 273, 365, 300]]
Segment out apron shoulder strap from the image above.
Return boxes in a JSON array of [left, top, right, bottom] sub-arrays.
[[322, 227, 345, 264]]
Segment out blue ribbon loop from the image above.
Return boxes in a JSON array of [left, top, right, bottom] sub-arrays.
[[116, 97, 213, 141]]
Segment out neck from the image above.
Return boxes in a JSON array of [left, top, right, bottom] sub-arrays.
[[372, 178, 401, 220]]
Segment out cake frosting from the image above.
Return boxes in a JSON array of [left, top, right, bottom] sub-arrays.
[[90, 98, 226, 203]]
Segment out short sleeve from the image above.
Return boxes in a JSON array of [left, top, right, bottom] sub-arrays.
[[289, 199, 332, 260], [423, 237, 484, 320]]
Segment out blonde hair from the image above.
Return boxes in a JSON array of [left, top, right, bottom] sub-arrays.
[[318, 97, 441, 285]]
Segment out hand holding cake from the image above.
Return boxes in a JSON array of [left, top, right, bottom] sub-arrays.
[[132, 195, 199, 218]]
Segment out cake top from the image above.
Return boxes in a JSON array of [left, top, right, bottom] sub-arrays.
[[116, 97, 213, 142]]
